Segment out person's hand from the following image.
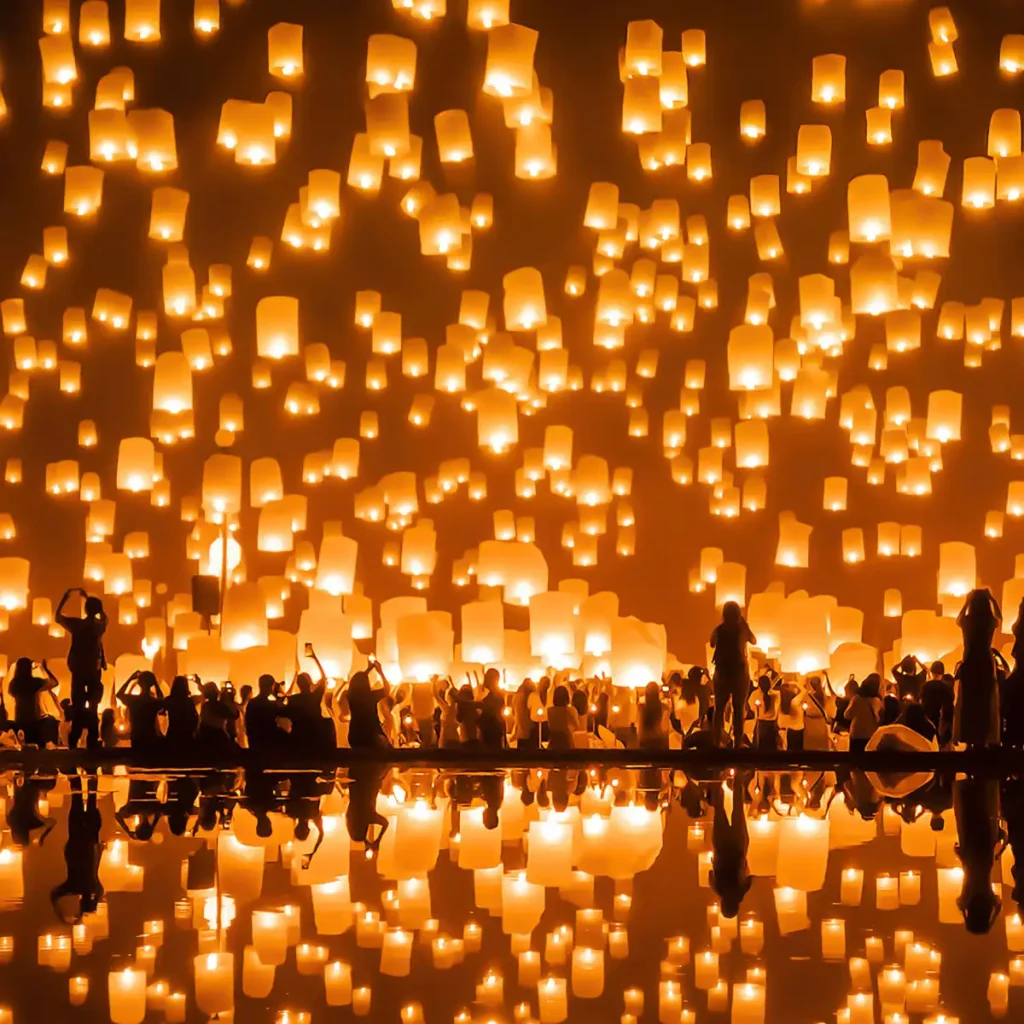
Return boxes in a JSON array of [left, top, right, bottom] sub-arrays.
[[41, 660, 48, 671]]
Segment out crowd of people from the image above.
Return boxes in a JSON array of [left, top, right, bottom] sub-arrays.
[[1, 586, 1023, 757]]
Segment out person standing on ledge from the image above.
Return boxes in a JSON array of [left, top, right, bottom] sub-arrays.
[[709, 602, 756, 748], [55, 587, 108, 750]]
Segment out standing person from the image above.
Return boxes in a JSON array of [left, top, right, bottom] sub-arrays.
[[478, 668, 507, 751], [892, 655, 926, 703], [954, 589, 1002, 750], [287, 649, 332, 755], [778, 679, 805, 752], [55, 588, 107, 750], [345, 660, 392, 751], [710, 602, 756, 748], [638, 681, 669, 750], [245, 675, 287, 755], [163, 676, 199, 753], [1003, 600, 1024, 747], [513, 679, 539, 749], [803, 675, 835, 751], [845, 675, 882, 753], [8, 658, 60, 747], [921, 661, 955, 748], [196, 682, 239, 755], [547, 685, 579, 750], [408, 676, 438, 749], [752, 674, 780, 751], [116, 670, 164, 752]]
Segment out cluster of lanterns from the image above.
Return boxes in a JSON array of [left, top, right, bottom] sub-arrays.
[[0, 770, 1017, 1023], [3, 0, 1024, 694]]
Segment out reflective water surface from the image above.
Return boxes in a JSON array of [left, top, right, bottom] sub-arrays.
[[1, 766, 1023, 1023]]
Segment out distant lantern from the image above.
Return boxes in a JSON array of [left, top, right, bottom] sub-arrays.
[[878, 69, 905, 109], [740, 100, 766, 141], [484, 24, 538, 97], [503, 267, 547, 331], [811, 54, 846, 104], [681, 29, 706, 67], [117, 438, 155, 493], [848, 175, 891, 242], [962, 157, 996, 209], [256, 297, 299, 359], [64, 166, 104, 218], [268, 22, 303, 80], [124, 0, 161, 43], [367, 34, 417, 93], [80, 1, 110, 47]]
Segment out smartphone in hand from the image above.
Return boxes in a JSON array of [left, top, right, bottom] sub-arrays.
[[303, 642, 314, 657]]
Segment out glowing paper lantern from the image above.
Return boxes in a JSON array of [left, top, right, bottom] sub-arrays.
[[503, 267, 547, 330], [256, 297, 299, 359], [484, 24, 538, 97], [124, 0, 161, 43], [812, 54, 846, 104], [268, 22, 303, 80]]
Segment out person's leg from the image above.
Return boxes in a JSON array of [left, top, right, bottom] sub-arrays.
[[732, 681, 747, 748], [417, 718, 435, 748], [85, 708, 100, 750]]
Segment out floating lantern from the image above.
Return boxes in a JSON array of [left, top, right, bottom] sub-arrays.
[[812, 54, 846, 104]]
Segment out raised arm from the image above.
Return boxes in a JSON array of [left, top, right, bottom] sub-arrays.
[[55, 587, 77, 627], [116, 672, 140, 704], [370, 659, 392, 698], [40, 660, 59, 690]]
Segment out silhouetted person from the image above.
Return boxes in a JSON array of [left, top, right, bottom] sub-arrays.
[[56, 588, 107, 750], [845, 675, 882, 754], [892, 655, 926, 702], [638, 681, 668, 750], [8, 658, 60, 747], [708, 776, 752, 918], [116, 670, 164, 752], [246, 675, 288, 754], [287, 653, 331, 755], [163, 676, 199, 753], [955, 589, 1002, 749], [710, 602, 756, 748], [953, 774, 1003, 933], [345, 661, 391, 750], [1002, 600, 1024, 748], [547, 685, 579, 750], [921, 661, 955, 748], [51, 775, 103, 923], [478, 668, 507, 750], [197, 682, 239, 756], [8, 774, 57, 847]]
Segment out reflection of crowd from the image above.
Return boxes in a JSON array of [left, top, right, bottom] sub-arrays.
[[3, 765, 1022, 939], [2, 588, 1023, 755]]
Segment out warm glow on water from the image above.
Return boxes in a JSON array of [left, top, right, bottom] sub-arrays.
[[0, 768, 1018, 1022]]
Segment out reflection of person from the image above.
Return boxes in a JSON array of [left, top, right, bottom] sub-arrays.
[[51, 775, 104, 923], [953, 774, 1004, 934], [56, 588, 107, 750], [955, 590, 1002, 749], [345, 765, 390, 852], [1002, 774, 1024, 910], [708, 776, 752, 918], [1002, 599, 1024, 748]]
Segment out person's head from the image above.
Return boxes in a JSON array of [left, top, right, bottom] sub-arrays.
[[964, 588, 997, 625], [239, 685, 253, 703], [296, 672, 313, 694], [84, 595, 103, 619], [138, 671, 158, 694], [294, 820, 311, 842], [552, 685, 570, 708], [12, 657, 33, 681], [202, 682, 220, 701], [930, 660, 945, 679], [899, 655, 916, 673], [170, 675, 190, 699], [859, 674, 881, 699], [571, 688, 588, 715], [100, 708, 115, 727], [458, 683, 474, 701], [483, 667, 500, 691], [257, 674, 275, 697], [348, 671, 370, 699], [844, 679, 859, 699], [722, 601, 741, 625], [757, 673, 772, 694], [807, 675, 825, 700], [644, 680, 661, 704], [681, 666, 704, 702], [538, 677, 550, 699], [668, 671, 683, 692]]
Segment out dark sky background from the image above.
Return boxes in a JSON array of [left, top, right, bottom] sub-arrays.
[[2, 0, 1024, 670]]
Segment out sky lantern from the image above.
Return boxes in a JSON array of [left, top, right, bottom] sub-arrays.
[[624, 20, 662, 77], [232, 103, 276, 165], [152, 352, 192, 414], [989, 109, 1022, 158], [515, 122, 556, 178], [79, 1, 110, 46], [268, 23, 304, 80], [681, 28, 706, 66], [866, 106, 892, 146], [503, 267, 546, 330], [929, 6, 957, 43], [39, 35, 77, 85], [1001, 34, 1024, 73], [468, 0, 510, 30], [366, 93, 410, 158], [162, 263, 196, 317], [347, 134, 384, 191], [256, 296, 299, 359], [878, 68, 905, 109], [366, 34, 416, 93], [484, 24, 538, 97], [193, 0, 220, 35], [929, 40, 958, 77], [149, 187, 189, 241], [962, 156, 996, 209], [622, 76, 661, 134], [64, 166, 104, 218], [848, 174, 891, 242], [925, 390, 962, 442], [727, 325, 773, 390], [938, 541, 975, 598], [740, 99, 766, 141], [124, 0, 161, 43], [812, 53, 846, 104], [117, 438, 155, 493]]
